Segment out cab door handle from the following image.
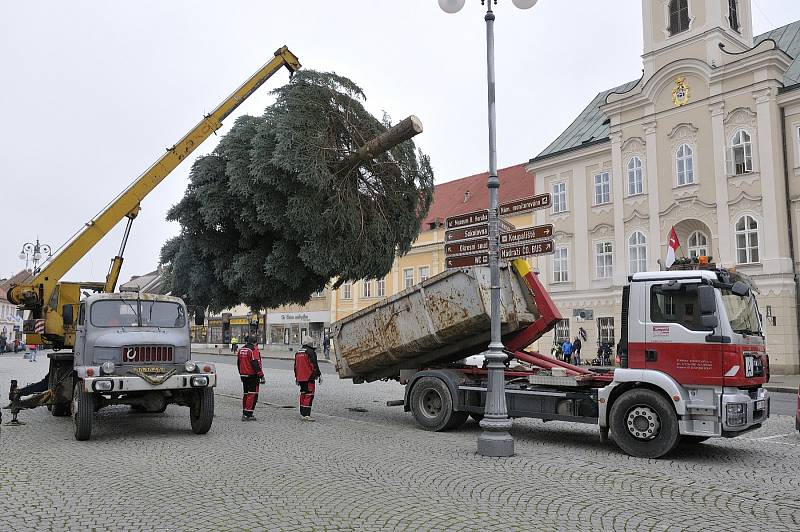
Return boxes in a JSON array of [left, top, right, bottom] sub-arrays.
[[645, 349, 658, 362]]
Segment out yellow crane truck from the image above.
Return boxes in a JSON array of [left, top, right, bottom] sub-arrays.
[[4, 47, 301, 440]]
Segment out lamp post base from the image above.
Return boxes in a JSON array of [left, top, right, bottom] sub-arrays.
[[477, 426, 514, 457]]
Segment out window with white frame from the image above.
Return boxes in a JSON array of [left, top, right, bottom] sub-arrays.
[[553, 246, 569, 283], [676, 144, 695, 185], [668, 0, 690, 35], [728, 0, 740, 32], [362, 280, 372, 298], [403, 268, 414, 289], [735, 215, 759, 264], [341, 282, 352, 300], [554, 318, 570, 343], [627, 157, 643, 196], [728, 129, 753, 175], [628, 232, 648, 274], [377, 278, 386, 297], [597, 317, 615, 346], [595, 241, 613, 279], [687, 231, 708, 258], [594, 172, 611, 205], [552, 182, 567, 213], [419, 266, 429, 282]]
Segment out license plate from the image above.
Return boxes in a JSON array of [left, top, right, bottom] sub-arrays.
[[745, 356, 754, 377], [755, 400, 765, 410]]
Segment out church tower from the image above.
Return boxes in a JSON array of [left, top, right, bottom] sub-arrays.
[[641, 0, 754, 79]]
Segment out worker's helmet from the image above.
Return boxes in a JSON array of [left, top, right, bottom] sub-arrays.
[[301, 334, 317, 349]]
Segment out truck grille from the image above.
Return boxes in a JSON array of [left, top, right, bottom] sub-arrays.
[[123, 346, 173, 364]]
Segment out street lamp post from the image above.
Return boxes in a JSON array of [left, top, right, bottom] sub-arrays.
[[439, 0, 538, 457], [18, 238, 52, 273]]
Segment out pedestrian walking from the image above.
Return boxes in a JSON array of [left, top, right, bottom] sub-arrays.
[[572, 336, 582, 366], [561, 339, 573, 366], [236, 336, 264, 421], [28, 344, 38, 362], [322, 334, 331, 360], [294, 335, 322, 421], [231, 335, 239, 353]]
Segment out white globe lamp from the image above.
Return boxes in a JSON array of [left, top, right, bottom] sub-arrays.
[[438, 0, 466, 14], [512, 0, 538, 8]]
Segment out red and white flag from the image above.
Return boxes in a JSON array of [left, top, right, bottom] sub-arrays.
[[666, 227, 680, 267]]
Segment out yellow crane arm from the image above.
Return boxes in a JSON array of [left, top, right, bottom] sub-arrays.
[[10, 46, 301, 309]]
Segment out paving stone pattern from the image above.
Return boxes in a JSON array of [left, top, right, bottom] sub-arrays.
[[1, 353, 799, 531]]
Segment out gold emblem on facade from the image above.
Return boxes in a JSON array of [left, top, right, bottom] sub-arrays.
[[672, 77, 690, 107]]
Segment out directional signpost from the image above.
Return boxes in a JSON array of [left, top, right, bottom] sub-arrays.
[[498, 193, 551, 217], [500, 240, 554, 260], [445, 209, 489, 230], [444, 238, 490, 256], [445, 253, 490, 269], [499, 224, 553, 246], [444, 193, 554, 269], [445, 224, 489, 242]]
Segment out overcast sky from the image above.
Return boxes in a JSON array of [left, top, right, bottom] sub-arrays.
[[2, 0, 799, 283]]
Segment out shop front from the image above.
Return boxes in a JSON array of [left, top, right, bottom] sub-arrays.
[[267, 310, 330, 347]]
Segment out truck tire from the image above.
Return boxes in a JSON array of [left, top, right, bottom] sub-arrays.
[[190, 388, 214, 435], [72, 381, 94, 441], [49, 367, 71, 417], [609, 388, 679, 459], [409, 377, 467, 431]]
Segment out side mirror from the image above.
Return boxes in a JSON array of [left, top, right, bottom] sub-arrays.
[[62, 304, 74, 327], [732, 281, 750, 297], [698, 285, 716, 315], [697, 285, 718, 329], [194, 308, 205, 326]]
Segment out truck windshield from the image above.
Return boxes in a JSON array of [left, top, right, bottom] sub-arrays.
[[721, 289, 762, 337], [91, 300, 186, 328]]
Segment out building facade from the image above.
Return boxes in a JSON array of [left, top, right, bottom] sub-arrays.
[[528, 0, 800, 374]]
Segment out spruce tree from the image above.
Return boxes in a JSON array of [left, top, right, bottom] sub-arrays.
[[161, 70, 434, 312]]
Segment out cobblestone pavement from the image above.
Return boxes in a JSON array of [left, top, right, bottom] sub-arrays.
[[1, 353, 799, 531]]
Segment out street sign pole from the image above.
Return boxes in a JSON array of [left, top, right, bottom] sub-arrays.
[[477, 3, 514, 458]]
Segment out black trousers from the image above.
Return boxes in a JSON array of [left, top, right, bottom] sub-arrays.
[[241, 376, 260, 416]]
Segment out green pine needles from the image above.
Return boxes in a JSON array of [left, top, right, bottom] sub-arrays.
[[161, 70, 434, 312]]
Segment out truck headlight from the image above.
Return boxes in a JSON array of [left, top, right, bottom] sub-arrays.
[[92, 380, 113, 392], [190, 376, 209, 387], [184, 361, 197, 373], [101, 361, 116, 375], [726, 403, 747, 426]]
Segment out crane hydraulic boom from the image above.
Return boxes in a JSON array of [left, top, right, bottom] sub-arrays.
[[8, 46, 301, 348]]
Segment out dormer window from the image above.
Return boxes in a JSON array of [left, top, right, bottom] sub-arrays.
[[463, 190, 471, 203], [668, 0, 690, 36], [728, 0, 740, 32]]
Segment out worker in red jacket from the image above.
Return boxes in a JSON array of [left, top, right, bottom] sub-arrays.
[[294, 335, 322, 421], [237, 335, 264, 421]]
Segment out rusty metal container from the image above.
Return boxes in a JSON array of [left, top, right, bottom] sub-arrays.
[[332, 266, 539, 382]]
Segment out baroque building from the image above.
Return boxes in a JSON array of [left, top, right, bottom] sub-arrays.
[[528, 0, 800, 373]]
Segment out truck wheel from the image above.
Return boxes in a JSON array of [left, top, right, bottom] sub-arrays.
[[190, 388, 214, 435], [72, 381, 94, 441], [409, 377, 467, 431], [49, 367, 71, 417], [609, 388, 679, 459]]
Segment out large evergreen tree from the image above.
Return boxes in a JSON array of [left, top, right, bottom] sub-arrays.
[[161, 70, 434, 312]]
